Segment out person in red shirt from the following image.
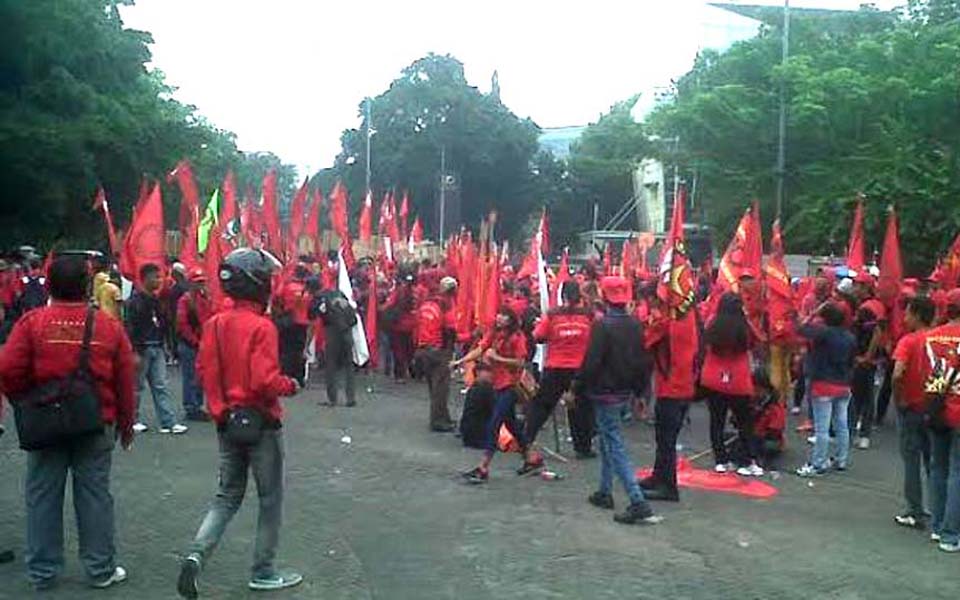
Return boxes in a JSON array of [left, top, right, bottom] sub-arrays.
[[891, 296, 936, 529], [273, 264, 312, 386], [0, 255, 136, 590], [525, 281, 594, 457], [414, 276, 459, 432], [176, 267, 214, 422], [178, 248, 302, 597], [452, 307, 539, 483], [383, 270, 417, 381], [700, 293, 764, 477]]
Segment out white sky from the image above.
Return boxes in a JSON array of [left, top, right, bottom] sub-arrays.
[[121, 0, 903, 175]]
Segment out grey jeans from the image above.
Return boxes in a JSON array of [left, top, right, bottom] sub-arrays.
[[189, 429, 285, 579], [24, 426, 117, 585], [136, 345, 177, 427], [898, 408, 931, 517]]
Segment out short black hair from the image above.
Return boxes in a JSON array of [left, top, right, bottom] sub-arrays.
[[140, 263, 161, 281], [561, 281, 581, 304], [820, 302, 846, 327], [908, 296, 936, 327], [48, 255, 89, 301]]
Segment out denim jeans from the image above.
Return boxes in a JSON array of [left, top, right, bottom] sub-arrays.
[[897, 408, 931, 517], [594, 400, 644, 505], [24, 426, 117, 586], [810, 394, 850, 470], [929, 428, 960, 543], [483, 388, 526, 456], [136, 345, 177, 427], [189, 429, 285, 579], [178, 342, 203, 416]]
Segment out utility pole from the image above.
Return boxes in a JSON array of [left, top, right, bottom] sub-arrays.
[[775, 0, 791, 220], [439, 144, 446, 244], [364, 97, 373, 194]]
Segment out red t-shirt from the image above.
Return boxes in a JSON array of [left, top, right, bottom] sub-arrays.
[[893, 331, 929, 412], [415, 299, 445, 348], [923, 322, 960, 428], [480, 329, 528, 391], [533, 308, 592, 370]]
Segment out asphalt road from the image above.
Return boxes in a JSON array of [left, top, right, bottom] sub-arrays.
[[0, 367, 956, 600]]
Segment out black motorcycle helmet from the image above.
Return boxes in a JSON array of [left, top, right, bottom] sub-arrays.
[[219, 248, 282, 305]]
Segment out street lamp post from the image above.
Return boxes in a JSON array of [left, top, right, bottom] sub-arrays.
[[364, 97, 373, 194], [775, 0, 791, 220], [439, 144, 446, 245]]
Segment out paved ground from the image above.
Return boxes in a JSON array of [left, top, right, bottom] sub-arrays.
[[0, 367, 957, 600]]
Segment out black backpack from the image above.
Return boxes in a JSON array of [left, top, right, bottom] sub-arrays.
[[19, 275, 48, 313], [315, 291, 357, 333]]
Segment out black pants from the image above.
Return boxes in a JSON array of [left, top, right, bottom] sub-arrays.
[[390, 331, 414, 380], [524, 368, 594, 454], [325, 330, 355, 405], [279, 323, 308, 385], [850, 365, 876, 438], [708, 393, 759, 465], [875, 362, 894, 425], [651, 399, 690, 491]]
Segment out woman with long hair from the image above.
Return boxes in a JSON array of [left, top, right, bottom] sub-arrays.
[[701, 293, 764, 476]]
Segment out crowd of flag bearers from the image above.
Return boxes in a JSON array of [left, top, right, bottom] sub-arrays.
[[7, 161, 960, 596]]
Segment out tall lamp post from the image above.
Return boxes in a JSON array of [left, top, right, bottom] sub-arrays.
[[775, 0, 791, 220]]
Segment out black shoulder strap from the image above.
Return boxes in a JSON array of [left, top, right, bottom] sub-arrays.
[[77, 305, 97, 374]]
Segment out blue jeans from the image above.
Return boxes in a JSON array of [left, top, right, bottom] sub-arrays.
[[179, 342, 203, 416], [595, 400, 644, 505], [929, 429, 960, 543], [483, 388, 526, 456], [136, 345, 176, 428], [810, 394, 850, 470]]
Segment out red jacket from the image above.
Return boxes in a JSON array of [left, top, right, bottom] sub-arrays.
[[0, 301, 137, 436], [533, 307, 592, 370], [645, 309, 699, 400], [176, 291, 214, 348], [196, 300, 297, 425]]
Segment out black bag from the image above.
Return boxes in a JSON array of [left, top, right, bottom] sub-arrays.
[[216, 321, 265, 446], [12, 306, 104, 451]]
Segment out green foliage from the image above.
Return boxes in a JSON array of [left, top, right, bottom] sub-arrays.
[[645, 1, 960, 273], [0, 0, 296, 252]]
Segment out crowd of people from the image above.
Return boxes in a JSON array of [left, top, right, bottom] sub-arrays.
[[1, 235, 960, 597]]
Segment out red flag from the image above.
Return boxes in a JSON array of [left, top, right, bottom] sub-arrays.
[[552, 248, 571, 307], [241, 198, 259, 248], [410, 217, 423, 244], [878, 207, 902, 305], [378, 193, 389, 235], [365, 266, 379, 368], [765, 219, 795, 341], [718, 204, 762, 293], [657, 184, 696, 316], [169, 161, 200, 270], [359, 191, 374, 242], [287, 178, 309, 260], [304, 186, 323, 256], [538, 209, 550, 256], [399, 192, 410, 241], [388, 194, 401, 242], [330, 180, 350, 244], [621, 239, 637, 278], [941, 233, 960, 290], [846, 195, 866, 272], [120, 182, 165, 287], [481, 246, 502, 330], [261, 170, 282, 257], [220, 171, 239, 247], [603, 243, 613, 275], [204, 221, 224, 309], [91, 186, 120, 257], [456, 235, 477, 340]]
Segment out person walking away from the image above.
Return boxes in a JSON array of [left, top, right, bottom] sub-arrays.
[[453, 307, 543, 483], [177, 248, 302, 598], [525, 281, 594, 457], [701, 293, 764, 477], [850, 299, 886, 449], [125, 263, 186, 434], [795, 302, 857, 477], [924, 289, 960, 552], [0, 255, 136, 590], [312, 285, 358, 407], [891, 296, 936, 529], [274, 264, 311, 386], [641, 294, 699, 502], [414, 276, 458, 432], [574, 276, 660, 525], [176, 267, 214, 422], [384, 270, 417, 381]]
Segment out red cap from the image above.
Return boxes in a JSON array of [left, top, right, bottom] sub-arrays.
[[188, 267, 206, 283], [947, 288, 960, 309], [601, 276, 631, 305], [854, 271, 874, 285], [860, 299, 886, 321]]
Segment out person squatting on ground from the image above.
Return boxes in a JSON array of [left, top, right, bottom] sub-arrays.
[[524, 281, 594, 457], [125, 263, 187, 434], [414, 276, 459, 432], [176, 267, 214, 422], [575, 276, 661, 526], [795, 302, 857, 477], [454, 307, 543, 484], [177, 248, 302, 598], [0, 254, 136, 590]]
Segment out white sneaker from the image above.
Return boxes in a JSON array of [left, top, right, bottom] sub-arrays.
[[806, 435, 817, 445], [932, 532, 942, 543], [160, 424, 189, 435], [790, 406, 801, 415], [132, 423, 148, 433], [737, 463, 765, 477], [714, 463, 728, 473], [857, 437, 871, 450], [91, 566, 127, 589], [938, 541, 960, 553]]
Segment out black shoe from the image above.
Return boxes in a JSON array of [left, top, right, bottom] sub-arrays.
[[638, 476, 659, 490], [462, 467, 489, 484], [177, 554, 201, 599], [575, 450, 597, 460], [614, 502, 662, 525], [643, 487, 680, 502], [431, 424, 456, 432], [588, 491, 615, 510], [185, 412, 211, 422], [345, 399, 357, 407], [516, 457, 545, 476], [0, 549, 13, 564]]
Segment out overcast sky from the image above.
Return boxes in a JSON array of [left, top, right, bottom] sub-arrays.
[[121, 0, 902, 175]]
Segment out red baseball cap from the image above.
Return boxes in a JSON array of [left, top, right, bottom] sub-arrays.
[[860, 298, 886, 321], [601, 276, 631, 305], [854, 271, 874, 285]]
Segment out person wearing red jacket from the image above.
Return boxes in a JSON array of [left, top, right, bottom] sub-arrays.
[[414, 277, 459, 432], [177, 248, 302, 598], [0, 255, 135, 590], [642, 295, 700, 502], [176, 267, 214, 421], [525, 281, 594, 457], [383, 271, 417, 381]]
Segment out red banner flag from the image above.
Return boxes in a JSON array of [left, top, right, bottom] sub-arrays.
[[765, 219, 795, 341], [538, 208, 550, 257], [657, 184, 696, 316], [261, 170, 282, 257], [410, 217, 423, 244], [204, 221, 225, 310], [399, 192, 410, 241], [941, 233, 960, 290], [846, 195, 866, 272], [120, 182, 165, 286], [365, 265, 379, 368], [481, 246, 502, 330], [718, 204, 762, 293], [287, 177, 309, 260], [552, 248, 571, 307], [169, 161, 200, 270], [359, 191, 374, 242], [878, 207, 902, 305], [329, 180, 350, 244], [91, 186, 120, 257], [388, 193, 401, 242]]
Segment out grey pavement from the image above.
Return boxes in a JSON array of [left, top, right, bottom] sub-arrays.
[[0, 367, 956, 600]]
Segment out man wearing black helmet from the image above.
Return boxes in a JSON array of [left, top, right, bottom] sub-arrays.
[[177, 248, 302, 598]]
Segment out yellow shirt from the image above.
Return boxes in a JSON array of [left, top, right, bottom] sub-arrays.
[[93, 273, 122, 320]]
